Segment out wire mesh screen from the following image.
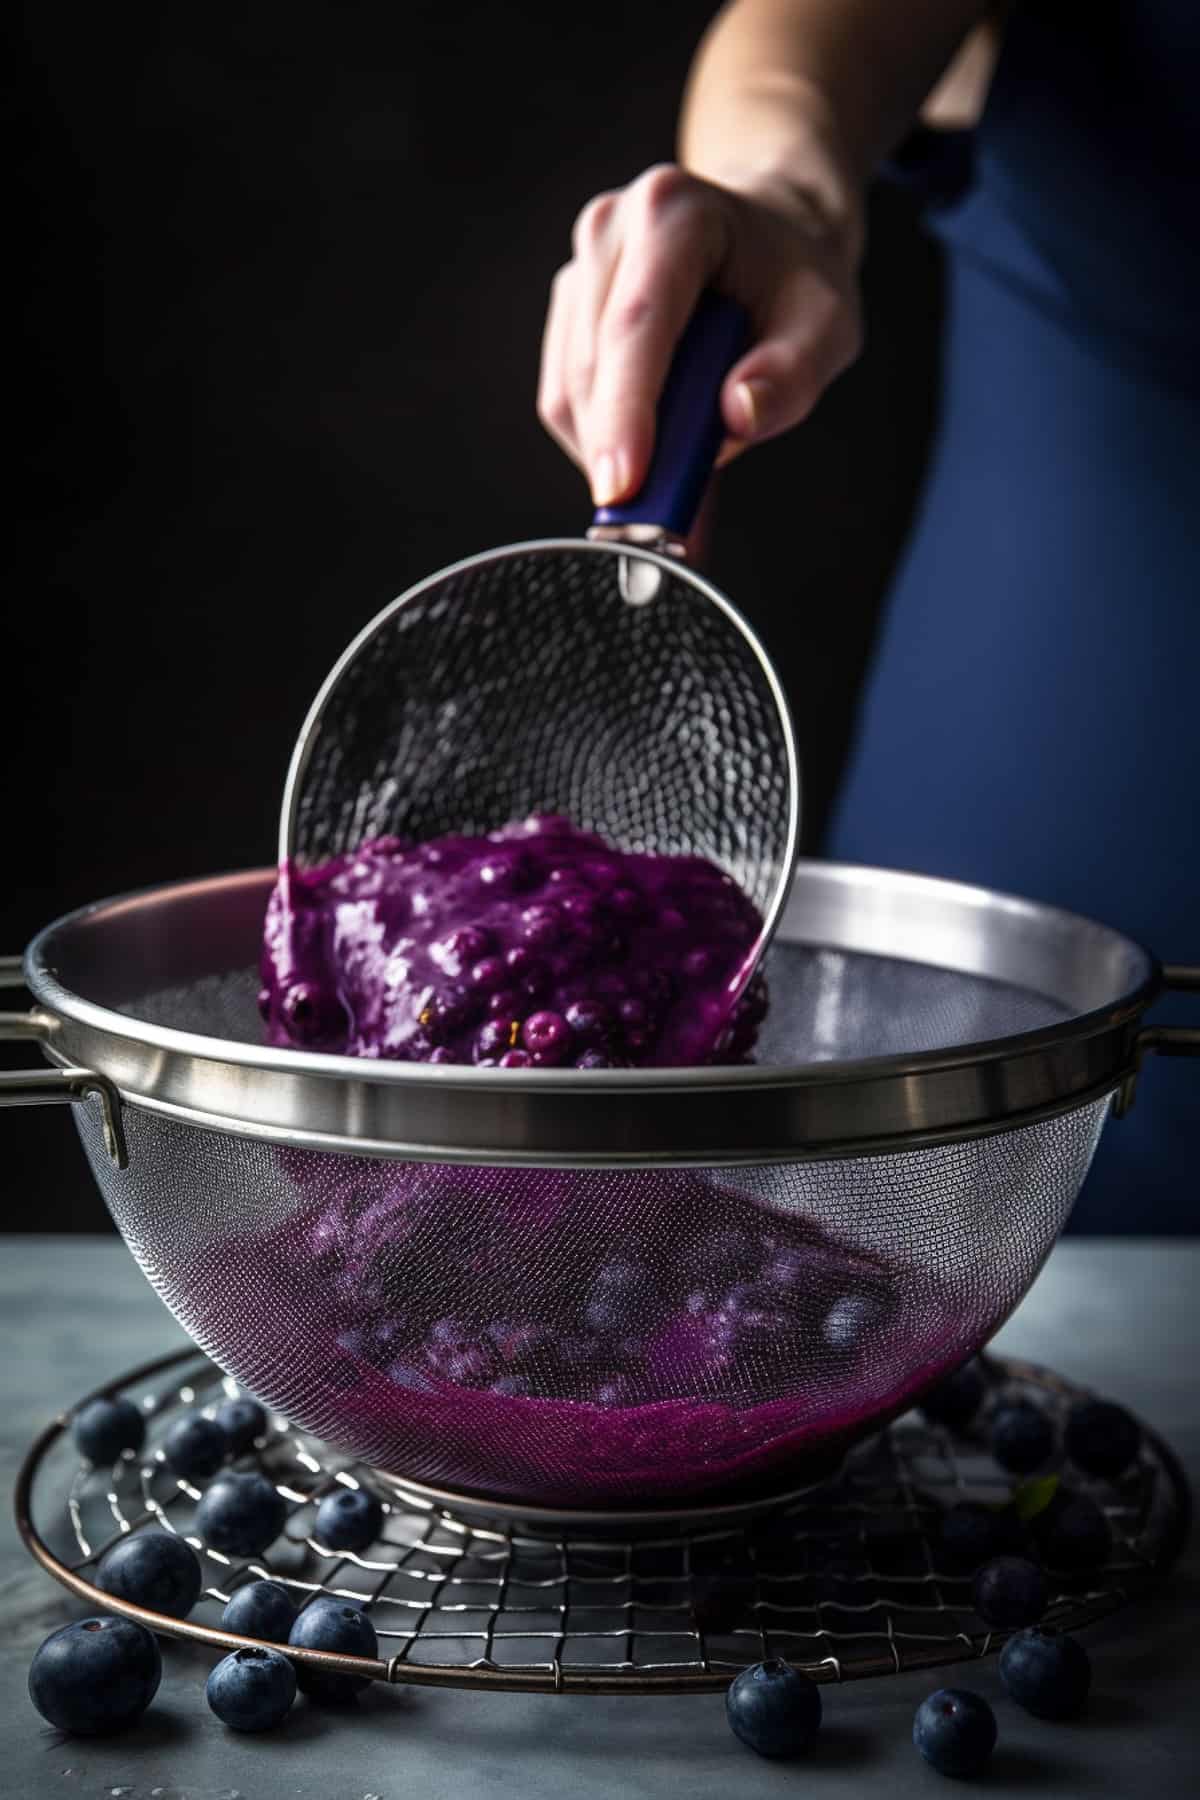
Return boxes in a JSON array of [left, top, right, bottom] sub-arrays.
[[74, 1094, 1108, 1509], [118, 941, 1072, 1059], [35, 1349, 1184, 1695], [284, 544, 795, 919]]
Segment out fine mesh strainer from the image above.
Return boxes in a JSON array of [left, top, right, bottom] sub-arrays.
[[2, 862, 1197, 1514], [280, 294, 799, 1016]]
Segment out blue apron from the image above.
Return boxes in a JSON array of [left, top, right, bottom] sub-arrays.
[[827, 3, 1200, 1231]]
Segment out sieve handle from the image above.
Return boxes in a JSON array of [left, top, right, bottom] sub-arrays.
[[1139, 963, 1200, 1059], [0, 963, 128, 1167], [590, 291, 749, 548]]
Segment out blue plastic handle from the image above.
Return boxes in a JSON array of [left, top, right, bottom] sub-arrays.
[[591, 291, 750, 542]]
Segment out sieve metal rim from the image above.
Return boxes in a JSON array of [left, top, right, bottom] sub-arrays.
[[277, 533, 801, 970], [9, 859, 1184, 1165]]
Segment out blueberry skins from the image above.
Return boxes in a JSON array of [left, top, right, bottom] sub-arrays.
[[29, 1617, 162, 1736]]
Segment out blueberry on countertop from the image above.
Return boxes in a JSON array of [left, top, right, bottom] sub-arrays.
[[725, 1658, 822, 1758], [29, 1616, 161, 1736], [913, 1688, 997, 1777], [999, 1626, 1091, 1719], [206, 1645, 297, 1731]]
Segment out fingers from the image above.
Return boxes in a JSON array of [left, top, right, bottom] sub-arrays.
[[537, 164, 865, 495], [538, 166, 728, 505], [584, 166, 727, 504], [720, 265, 862, 448]]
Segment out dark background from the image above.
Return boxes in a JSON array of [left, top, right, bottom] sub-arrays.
[[5, 0, 940, 1229]]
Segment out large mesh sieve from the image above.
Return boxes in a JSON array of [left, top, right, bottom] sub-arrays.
[[72, 1081, 1108, 1510], [280, 541, 798, 936]]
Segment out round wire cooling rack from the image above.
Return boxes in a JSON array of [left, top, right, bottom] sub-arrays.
[[15, 1346, 1190, 1698]]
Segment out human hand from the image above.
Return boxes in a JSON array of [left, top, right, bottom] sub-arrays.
[[537, 162, 863, 506]]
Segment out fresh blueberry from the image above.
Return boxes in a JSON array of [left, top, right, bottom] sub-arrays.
[[991, 1401, 1055, 1475], [937, 1502, 1018, 1574], [1064, 1400, 1141, 1480], [313, 1486, 385, 1553], [1033, 1490, 1112, 1570], [725, 1657, 822, 1758], [288, 1596, 378, 1700], [973, 1555, 1048, 1629], [919, 1360, 987, 1431], [913, 1688, 997, 1777], [29, 1615, 162, 1736], [221, 1579, 299, 1643], [195, 1471, 287, 1557], [822, 1293, 885, 1350], [575, 1049, 615, 1068], [73, 1397, 146, 1466], [97, 1530, 203, 1619], [999, 1626, 1091, 1719], [214, 1396, 268, 1456], [162, 1413, 227, 1480], [206, 1645, 297, 1731]]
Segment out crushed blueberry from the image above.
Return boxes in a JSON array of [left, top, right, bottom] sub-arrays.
[[261, 819, 767, 1068]]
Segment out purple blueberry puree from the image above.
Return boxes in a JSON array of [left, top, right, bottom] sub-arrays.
[[245, 819, 972, 1505], [192, 1156, 974, 1507], [260, 816, 767, 1068]]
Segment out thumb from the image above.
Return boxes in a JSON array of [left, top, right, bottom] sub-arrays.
[[719, 269, 861, 448]]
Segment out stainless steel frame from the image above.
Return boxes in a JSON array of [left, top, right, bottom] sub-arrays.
[[2, 864, 1197, 1168]]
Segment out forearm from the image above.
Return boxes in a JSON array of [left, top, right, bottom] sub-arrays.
[[680, 0, 990, 242]]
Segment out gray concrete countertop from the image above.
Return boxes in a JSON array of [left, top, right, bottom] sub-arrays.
[[1, 1235, 1196, 1800]]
